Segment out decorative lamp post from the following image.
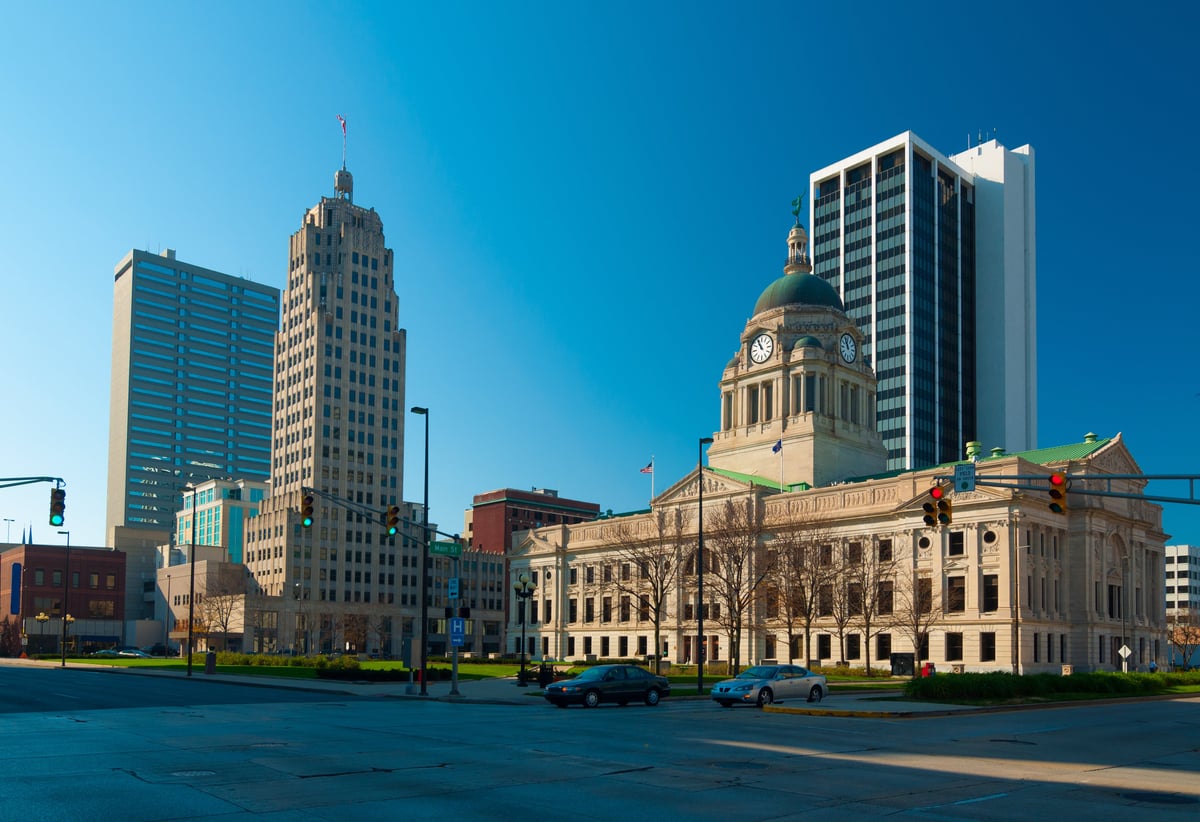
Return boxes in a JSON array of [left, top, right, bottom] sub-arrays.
[[410, 406, 430, 695], [697, 436, 713, 695], [513, 572, 536, 686], [36, 611, 49, 653], [64, 614, 75, 653], [58, 529, 70, 667]]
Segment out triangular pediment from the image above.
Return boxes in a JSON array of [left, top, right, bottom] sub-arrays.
[[1088, 434, 1142, 476], [653, 467, 760, 508]]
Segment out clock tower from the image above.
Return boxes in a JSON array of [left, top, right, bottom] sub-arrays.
[[706, 217, 887, 488]]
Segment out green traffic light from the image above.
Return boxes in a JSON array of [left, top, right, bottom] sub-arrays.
[[50, 513, 64, 526]]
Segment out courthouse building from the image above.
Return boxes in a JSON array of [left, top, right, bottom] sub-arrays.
[[508, 218, 1166, 674]]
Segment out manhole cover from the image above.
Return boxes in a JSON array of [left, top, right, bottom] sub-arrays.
[[1123, 792, 1198, 805], [170, 770, 216, 778]]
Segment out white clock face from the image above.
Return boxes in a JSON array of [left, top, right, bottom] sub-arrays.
[[839, 333, 857, 363], [750, 333, 774, 364]]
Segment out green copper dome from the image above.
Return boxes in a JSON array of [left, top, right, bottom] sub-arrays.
[[793, 335, 823, 349], [753, 272, 843, 315]]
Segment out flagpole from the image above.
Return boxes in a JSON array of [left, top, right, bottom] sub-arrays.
[[651, 456, 655, 503]]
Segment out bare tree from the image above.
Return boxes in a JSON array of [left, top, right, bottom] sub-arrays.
[[767, 514, 837, 665], [826, 551, 854, 664], [598, 507, 691, 672], [1168, 608, 1200, 670], [195, 570, 245, 652], [847, 538, 896, 674], [892, 562, 942, 673], [0, 618, 21, 657], [705, 496, 774, 674], [343, 613, 369, 653], [368, 613, 393, 657]]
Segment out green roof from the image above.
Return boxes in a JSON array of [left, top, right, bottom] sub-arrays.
[[842, 436, 1114, 484], [708, 466, 788, 491], [753, 272, 843, 315]]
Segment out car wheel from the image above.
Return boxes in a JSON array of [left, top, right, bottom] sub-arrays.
[[644, 688, 661, 707], [757, 688, 774, 707], [808, 685, 823, 703], [717, 699, 733, 708], [584, 690, 601, 708]]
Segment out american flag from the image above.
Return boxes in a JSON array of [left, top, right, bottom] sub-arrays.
[[640, 460, 654, 474]]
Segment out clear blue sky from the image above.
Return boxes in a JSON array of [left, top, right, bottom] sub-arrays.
[[2, 1, 1197, 548]]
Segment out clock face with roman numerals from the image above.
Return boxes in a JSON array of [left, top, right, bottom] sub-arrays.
[[839, 333, 857, 364], [750, 333, 774, 364]]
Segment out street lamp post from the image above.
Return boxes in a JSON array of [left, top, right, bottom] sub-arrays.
[[697, 437, 713, 695], [410, 406, 430, 696], [513, 572, 536, 686], [36, 611, 49, 654], [186, 486, 198, 677], [58, 530, 70, 667], [64, 614, 75, 653]]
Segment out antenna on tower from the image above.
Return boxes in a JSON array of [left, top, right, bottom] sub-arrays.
[[337, 115, 347, 169]]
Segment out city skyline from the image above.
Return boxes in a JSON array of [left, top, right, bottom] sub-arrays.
[[2, 3, 1197, 547]]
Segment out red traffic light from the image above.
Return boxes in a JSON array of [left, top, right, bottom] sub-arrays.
[[922, 485, 949, 526], [1048, 472, 1069, 514]]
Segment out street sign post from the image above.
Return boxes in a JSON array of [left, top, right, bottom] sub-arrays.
[[448, 577, 459, 599], [450, 617, 465, 647]]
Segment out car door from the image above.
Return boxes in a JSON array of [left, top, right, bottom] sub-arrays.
[[602, 666, 627, 701], [774, 666, 799, 700]]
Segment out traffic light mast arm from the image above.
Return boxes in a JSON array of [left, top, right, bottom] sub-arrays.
[[934, 473, 1200, 506], [0, 475, 64, 490], [396, 515, 461, 544], [302, 486, 389, 527], [300, 487, 462, 541]]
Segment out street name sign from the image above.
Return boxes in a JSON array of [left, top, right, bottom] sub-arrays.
[[430, 541, 462, 558]]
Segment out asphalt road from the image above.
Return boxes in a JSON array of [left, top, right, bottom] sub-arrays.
[[0, 664, 351, 713], [1, 665, 1198, 820]]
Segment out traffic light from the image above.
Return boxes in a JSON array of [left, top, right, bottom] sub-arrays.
[[1048, 471, 1069, 514], [301, 492, 315, 528], [922, 485, 952, 527], [49, 488, 66, 526], [386, 505, 400, 536]]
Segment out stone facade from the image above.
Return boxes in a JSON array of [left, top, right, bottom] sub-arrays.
[[508, 220, 1166, 674]]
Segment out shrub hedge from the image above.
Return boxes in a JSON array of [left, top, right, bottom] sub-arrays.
[[902, 670, 1200, 701]]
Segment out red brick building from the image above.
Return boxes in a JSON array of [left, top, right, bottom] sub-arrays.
[[1, 544, 127, 653], [465, 488, 600, 556]]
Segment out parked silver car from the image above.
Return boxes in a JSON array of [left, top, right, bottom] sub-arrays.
[[710, 664, 827, 707]]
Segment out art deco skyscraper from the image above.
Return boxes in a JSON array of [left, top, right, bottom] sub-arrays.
[[244, 165, 408, 651]]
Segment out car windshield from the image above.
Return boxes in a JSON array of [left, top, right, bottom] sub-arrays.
[[737, 666, 780, 679], [575, 667, 608, 681]]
